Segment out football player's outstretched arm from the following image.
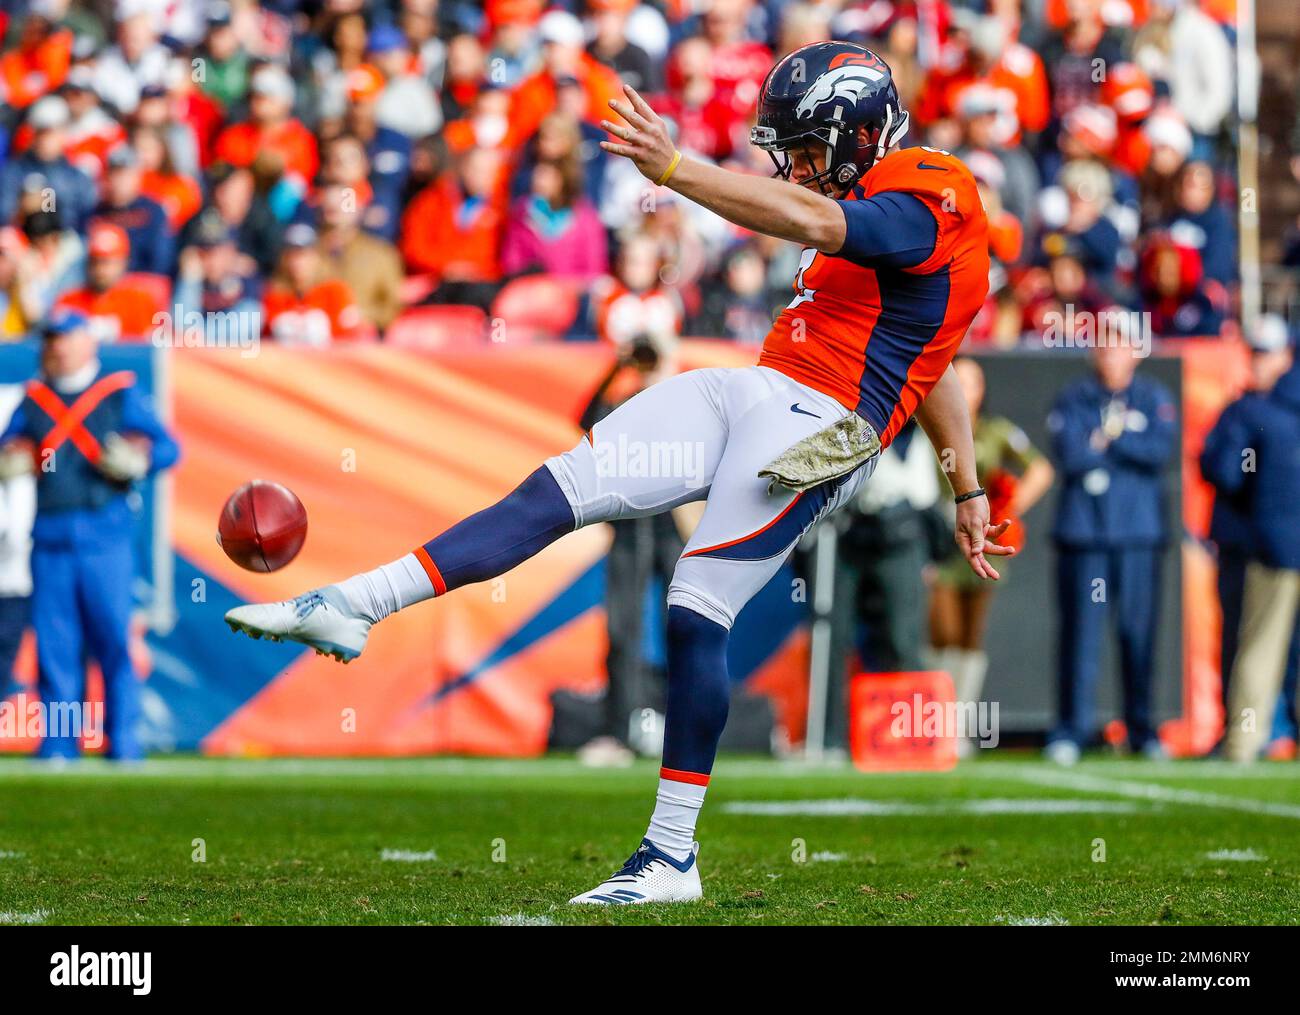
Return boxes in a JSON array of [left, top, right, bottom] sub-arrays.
[[601, 85, 847, 252], [915, 365, 1016, 581]]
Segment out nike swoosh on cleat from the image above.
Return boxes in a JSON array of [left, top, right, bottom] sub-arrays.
[[790, 403, 821, 418]]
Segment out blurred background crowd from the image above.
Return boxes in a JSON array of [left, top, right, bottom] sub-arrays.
[[0, 0, 1256, 349]]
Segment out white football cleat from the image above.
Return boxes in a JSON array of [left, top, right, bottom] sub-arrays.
[[225, 586, 371, 663], [569, 839, 702, 905]]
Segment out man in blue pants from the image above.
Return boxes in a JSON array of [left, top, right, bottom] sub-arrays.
[[1046, 344, 1178, 763], [0, 309, 179, 761]]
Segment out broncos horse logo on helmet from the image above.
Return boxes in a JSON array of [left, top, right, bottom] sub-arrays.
[[751, 42, 910, 195]]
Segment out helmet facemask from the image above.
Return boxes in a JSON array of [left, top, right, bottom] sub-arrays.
[[750, 104, 910, 196]]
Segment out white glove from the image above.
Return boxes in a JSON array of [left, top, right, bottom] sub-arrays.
[[0, 446, 34, 480], [97, 433, 150, 482]]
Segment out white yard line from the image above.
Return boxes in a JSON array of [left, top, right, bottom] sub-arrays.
[[491, 913, 555, 926], [1205, 849, 1267, 861], [1000, 765, 1300, 821], [380, 848, 438, 862], [0, 910, 50, 924], [723, 797, 1143, 816]]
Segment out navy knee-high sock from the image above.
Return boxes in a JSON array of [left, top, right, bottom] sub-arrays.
[[661, 605, 731, 777], [419, 466, 576, 594], [646, 606, 731, 858]]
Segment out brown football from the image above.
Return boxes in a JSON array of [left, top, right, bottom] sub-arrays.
[[217, 480, 308, 572]]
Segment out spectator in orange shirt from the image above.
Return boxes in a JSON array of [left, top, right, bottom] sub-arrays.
[[400, 146, 507, 309], [507, 10, 623, 147], [263, 224, 365, 347], [0, 7, 72, 109], [55, 222, 164, 343], [918, 15, 1049, 146], [213, 65, 319, 187], [134, 125, 203, 233]]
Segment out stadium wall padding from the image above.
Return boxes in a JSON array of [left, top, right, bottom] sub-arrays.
[[0, 341, 1241, 756]]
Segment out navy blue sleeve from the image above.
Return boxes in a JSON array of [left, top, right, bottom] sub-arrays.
[[834, 191, 938, 269], [0, 401, 25, 446], [119, 385, 181, 474]]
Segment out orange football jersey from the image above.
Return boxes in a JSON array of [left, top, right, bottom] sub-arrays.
[[758, 146, 990, 447]]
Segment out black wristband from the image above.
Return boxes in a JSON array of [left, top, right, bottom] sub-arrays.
[[954, 487, 986, 505]]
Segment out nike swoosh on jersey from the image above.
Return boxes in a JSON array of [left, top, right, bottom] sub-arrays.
[[790, 403, 821, 418], [916, 161, 947, 171]]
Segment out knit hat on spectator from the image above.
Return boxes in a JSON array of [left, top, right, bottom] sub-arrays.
[[1144, 112, 1193, 160], [538, 10, 585, 48], [250, 65, 295, 104], [28, 95, 70, 130], [956, 83, 1013, 120], [1062, 104, 1118, 158], [107, 145, 140, 170], [87, 222, 130, 260], [41, 308, 91, 338], [207, 1, 233, 27], [486, 0, 545, 28], [1059, 158, 1113, 205], [62, 65, 96, 93], [1101, 63, 1155, 124], [192, 211, 236, 249], [367, 25, 408, 55]]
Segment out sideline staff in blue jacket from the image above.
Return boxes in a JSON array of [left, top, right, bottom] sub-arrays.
[[1202, 353, 1300, 762], [1200, 316, 1299, 749], [0, 310, 179, 761], [1046, 343, 1177, 763]]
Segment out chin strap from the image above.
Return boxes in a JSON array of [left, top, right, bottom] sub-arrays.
[[871, 105, 911, 167]]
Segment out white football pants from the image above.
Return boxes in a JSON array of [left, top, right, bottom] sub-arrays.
[[545, 366, 875, 629]]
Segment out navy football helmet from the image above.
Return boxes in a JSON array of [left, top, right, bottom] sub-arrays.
[[750, 42, 909, 194]]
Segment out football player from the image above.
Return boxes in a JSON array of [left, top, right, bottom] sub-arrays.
[[226, 42, 1012, 905]]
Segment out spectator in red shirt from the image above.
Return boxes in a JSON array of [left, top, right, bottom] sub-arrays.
[[400, 146, 507, 308], [699, 0, 772, 116], [213, 65, 319, 187], [654, 37, 739, 162]]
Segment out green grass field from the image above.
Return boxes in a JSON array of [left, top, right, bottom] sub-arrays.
[[1, 754, 1298, 925]]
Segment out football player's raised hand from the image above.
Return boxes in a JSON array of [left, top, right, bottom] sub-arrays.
[[955, 496, 1015, 581], [600, 84, 679, 185]]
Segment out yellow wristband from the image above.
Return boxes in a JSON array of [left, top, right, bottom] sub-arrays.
[[655, 150, 683, 187]]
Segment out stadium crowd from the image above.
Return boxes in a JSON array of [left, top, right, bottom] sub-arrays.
[[0, 0, 1243, 349]]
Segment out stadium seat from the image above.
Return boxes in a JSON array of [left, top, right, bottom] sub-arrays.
[[490, 274, 580, 341], [384, 305, 488, 349]]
